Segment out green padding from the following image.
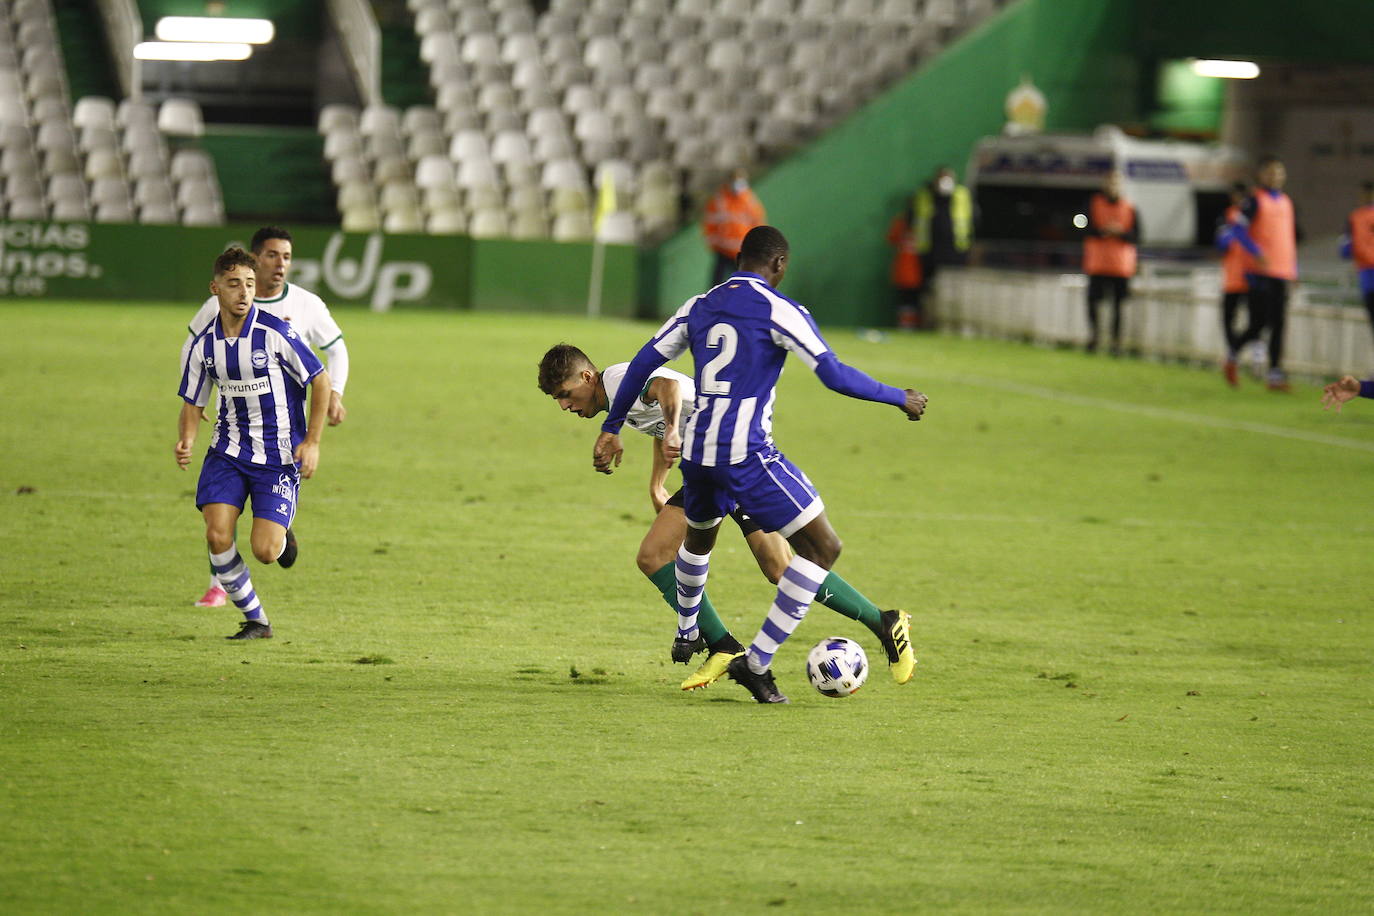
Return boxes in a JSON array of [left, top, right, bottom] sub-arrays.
[[0, 223, 636, 315], [139, 0, 321, 38], [470, 239, 638, 317]]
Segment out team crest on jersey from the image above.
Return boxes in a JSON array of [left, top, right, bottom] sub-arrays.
[[286, 327, 299, 340], [203, 356, 215, 368], [251, 349, 269, 369]]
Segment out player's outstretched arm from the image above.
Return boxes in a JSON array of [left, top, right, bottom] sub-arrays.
[[295, 371, 331, 478], [175, 402, 201, 470], [811, 351, 923, 418], [1321, 375, 1364, 412]]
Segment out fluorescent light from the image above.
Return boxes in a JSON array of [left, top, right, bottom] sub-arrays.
[[155, 16, 274, 44], [134, 41, 253, 61], [1191, 59, 1260, 79]]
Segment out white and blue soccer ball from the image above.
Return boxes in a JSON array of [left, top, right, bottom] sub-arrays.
[[805, 637, 869, 697]]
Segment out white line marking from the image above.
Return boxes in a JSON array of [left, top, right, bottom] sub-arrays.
[[869, 366, 1374, 454]]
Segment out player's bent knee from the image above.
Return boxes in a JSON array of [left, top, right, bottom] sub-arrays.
[[205, 528, 235, 554], [250, 535, 283, 565]]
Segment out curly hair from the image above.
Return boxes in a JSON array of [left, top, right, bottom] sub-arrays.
[[214, 246, 258, 277]]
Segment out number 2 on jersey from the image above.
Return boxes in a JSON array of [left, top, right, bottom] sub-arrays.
[[700, 322, 738, 395]]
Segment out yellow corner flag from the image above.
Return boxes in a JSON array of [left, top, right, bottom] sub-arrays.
[[594, 172, 616, 234]]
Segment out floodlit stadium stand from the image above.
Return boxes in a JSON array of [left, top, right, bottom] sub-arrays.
[[0, 0, 225, 225], [318, 0, 1004, 243]]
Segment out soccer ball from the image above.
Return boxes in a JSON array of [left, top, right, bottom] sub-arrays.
[[805, 637, 869, 697]]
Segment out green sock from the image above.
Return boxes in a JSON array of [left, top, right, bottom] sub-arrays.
[[647, 562, 732, 647], [815, 571, 885, 638]]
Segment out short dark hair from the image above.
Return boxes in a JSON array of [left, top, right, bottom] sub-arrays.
[[1362, 180, 1374, 194], [738, 225, 789, 267], [250, 226, 292, 253], [1256, 155, 1282, 170], [1231, 181, 1249, 194], [214, 246, 257, 276], [537, 343, 595, 394]]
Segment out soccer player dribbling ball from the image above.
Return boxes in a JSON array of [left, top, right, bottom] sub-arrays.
[[538, 344, 917, 691], [175, 248, 331, 639], [182, 227, 351, 608], [594, 226, 928, 703]]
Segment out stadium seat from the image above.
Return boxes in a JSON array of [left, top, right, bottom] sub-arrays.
[[509, 209, 549, 240], [337, 180, 375, 211], [318, 103, 359, 134], [134, 177, 175, 208], [158, 98, 204, 137], [116, 98, 157, 131], [541, 157, 588, 192], [341, 206, 380, 232], [373, 155, 411, 184], [468, 208, 508, 239], [138, 200, 178, 224], [465, 184, 504, 212], [422, 184, 463, 214], [380, 180, 421, 211], [449, 128, 490, 162], [456, 158, 500, 190], [595, 211, 638, 244], [94, 199, 134, 223], [6, 195, 46, 219], [414, 154, 456, 189], [383, 208, 425, 233], [182, 202, 223, 226], [427, 207, 467, 234], [83, 148, 123, 181], [359, 104, 402, 138], [72, 96, 115, 132], [51, 197, 89, 220], [552, 211, 594, 242]]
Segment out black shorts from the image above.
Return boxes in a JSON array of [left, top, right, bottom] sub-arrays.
[[665, 488, 762, 536]]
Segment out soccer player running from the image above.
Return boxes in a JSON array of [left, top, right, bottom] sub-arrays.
[[538, 343, 915, 691], [175, 248, 331, 639], [181, 227, 350, 607], [593, 226, 927, 703]]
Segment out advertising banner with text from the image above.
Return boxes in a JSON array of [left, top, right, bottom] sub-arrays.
[[0, 222, 637, 317]]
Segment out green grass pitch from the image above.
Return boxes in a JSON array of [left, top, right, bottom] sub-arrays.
[[2, 301, 1372, 913]]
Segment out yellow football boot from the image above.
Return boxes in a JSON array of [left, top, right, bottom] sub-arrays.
[[680, 650, 745, 691], [879, 609, 917, 684]]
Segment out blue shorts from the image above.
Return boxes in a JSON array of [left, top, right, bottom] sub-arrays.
[[680, 447, 824, 538], [196, 449, 299, 527]]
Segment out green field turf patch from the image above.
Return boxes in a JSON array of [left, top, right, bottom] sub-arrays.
[[2, 303, 1372, 913]]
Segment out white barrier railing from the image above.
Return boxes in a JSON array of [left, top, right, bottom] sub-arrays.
[[95, 0, 142, 100], [327, 0, 380, 107], [934, 265, 1374, 379]]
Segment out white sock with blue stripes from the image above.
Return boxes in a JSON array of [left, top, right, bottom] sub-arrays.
[[209, 546, 268, 625], [674, 546, 711, 640], [746, 555, 828, 674]]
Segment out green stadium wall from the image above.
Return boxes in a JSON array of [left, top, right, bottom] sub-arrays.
[[653, 0, 1144, 327], [0, 223, 638, 316]]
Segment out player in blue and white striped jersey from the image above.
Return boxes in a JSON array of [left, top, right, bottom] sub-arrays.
[[175, 247, 332, 640], [181, 227, 351, 608], [594, 226, 928, 703]]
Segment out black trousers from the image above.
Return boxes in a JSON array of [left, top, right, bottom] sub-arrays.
[[710, 252, 736, 287], [1364, 290, 1374, 340], [1221, 291, 1258, 355], [1233, 275, 1288, 370], [1086, 275, 1130, 350]]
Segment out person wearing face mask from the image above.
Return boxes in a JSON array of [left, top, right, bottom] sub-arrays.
[[912, 165, 973, 303], [1082, 171, 1139, 356], [703, 167, 767, 287]]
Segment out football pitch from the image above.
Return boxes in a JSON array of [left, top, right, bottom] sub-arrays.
[[3, 301, 1372, 913]]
